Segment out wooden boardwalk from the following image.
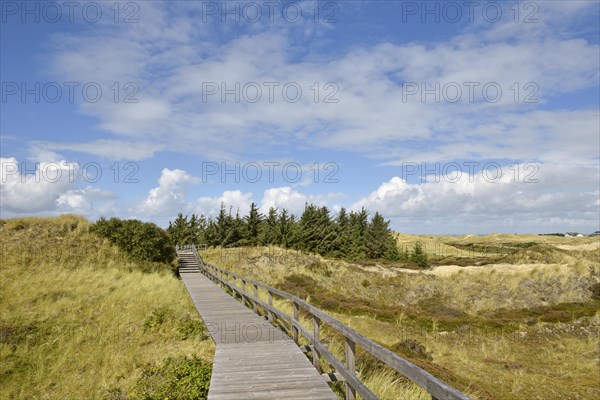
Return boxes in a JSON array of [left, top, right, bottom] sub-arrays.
[[177, 250, 337, 400]]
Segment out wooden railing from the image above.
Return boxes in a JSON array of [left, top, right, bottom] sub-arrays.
[[179, 245, 471, 400]]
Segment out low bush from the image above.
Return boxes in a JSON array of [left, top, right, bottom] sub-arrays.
[[132, 355, 212, 400], [91, 217, 176, 265]]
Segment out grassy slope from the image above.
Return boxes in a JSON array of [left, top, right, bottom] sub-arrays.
[[203, 235, 600, 400], [0, 216, 214, 400]]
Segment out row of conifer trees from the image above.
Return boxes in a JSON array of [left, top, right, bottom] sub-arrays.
[[168, 203, 427, 263]]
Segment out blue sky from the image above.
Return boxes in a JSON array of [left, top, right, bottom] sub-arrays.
[[1, 0, 599, 233]]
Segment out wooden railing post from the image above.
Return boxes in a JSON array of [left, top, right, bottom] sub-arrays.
[[241, 279, 246, 306], [312, 315, 321, 373], [267, 291, 273, 322], [253, 283, 258, 312], [292, 302, 300, 345], [346, 337, 356, 400]]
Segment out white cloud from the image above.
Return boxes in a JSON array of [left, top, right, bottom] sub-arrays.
[[31, 140, 162, 161], [57, 187, 117, 212], [196, 190, 254, 217], [1, 158, 78, 214], [260, 186, 344, 216], [136, 168, 200, 217], [38, 2, 598, 166], [352, 164, 600, 233], [0, 157, 118, 219]]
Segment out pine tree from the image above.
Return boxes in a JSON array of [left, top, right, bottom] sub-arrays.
[[384, 236, 402, 261], [224, 209, 245, 246], [189, 213, 208, 244], [244, 202, 263, 245], [296, 203, 319, 252], [205, 217, 218, 247], [260, 207, 279, 245], [410, 241, 429, 269], [332, 207, 352, 258], [214, 203, 232, 246], [364, 212, 391, 259], [295, 204, 336, 256], [314, 206, 336, 256], [347, 208, 369, 259], [168, 213, 192, 244], [278, 208, 294, 247]]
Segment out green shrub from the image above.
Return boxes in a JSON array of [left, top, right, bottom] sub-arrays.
[[391, 339, 433, 361], [177, 314, 208, 340], [132, 355, 211, 400], [410, 241, 429, 269], [91, 217, 176, 265], [143, 306, 173, 332]]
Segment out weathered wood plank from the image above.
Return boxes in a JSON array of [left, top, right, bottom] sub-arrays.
[[176, 250, 337, 400]]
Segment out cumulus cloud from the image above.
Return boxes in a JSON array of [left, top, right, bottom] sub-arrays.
[[196, 190, 255, 217], [1, 158, 78, 214], [0, 157, 118, 218], [352, 164, 600, 233], [56, 187, 117, 212], [136, 168, 200, 217], [260, 186, 344, 216]]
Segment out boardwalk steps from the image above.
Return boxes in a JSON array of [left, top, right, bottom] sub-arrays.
[[176, 245, 471, 400], [178, 252, 200, 273]]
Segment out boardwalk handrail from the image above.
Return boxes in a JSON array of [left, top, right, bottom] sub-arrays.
[[180, 245, 471, 400]]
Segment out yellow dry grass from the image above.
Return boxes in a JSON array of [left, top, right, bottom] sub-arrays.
[[0, 215, 215, 399], [203, 235, 600, 400]]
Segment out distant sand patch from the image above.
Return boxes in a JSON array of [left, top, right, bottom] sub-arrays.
[[555, 242, 600, 251], [428, 263, 563, 276]]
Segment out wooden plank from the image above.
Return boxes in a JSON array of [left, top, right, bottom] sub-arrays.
[[176, 251, 337, 400]]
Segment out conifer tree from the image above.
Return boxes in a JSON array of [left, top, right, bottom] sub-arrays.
[[364, 212, 392, 259], [214, 203, 232, 246], [332, 207, 352, 257], [296, 203, 319, 252], [205, 217, 218, 247], [278, 208, 294, 247], [410, 241, 429, 269], [314, 206, 337, 256], [260, 207, 279, 245], [384, 236, 402, 260], [224, 209, 245, 246], [347, 208, 369, 259], [189, 213, 208, 244], [243, 203, 263, 245], [168, 213, 192, 244]]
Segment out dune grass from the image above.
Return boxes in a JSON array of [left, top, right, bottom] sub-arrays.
[[203, 237, 600, 400], [4, 216, 596, 399], [0, 215, 214, 400]]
